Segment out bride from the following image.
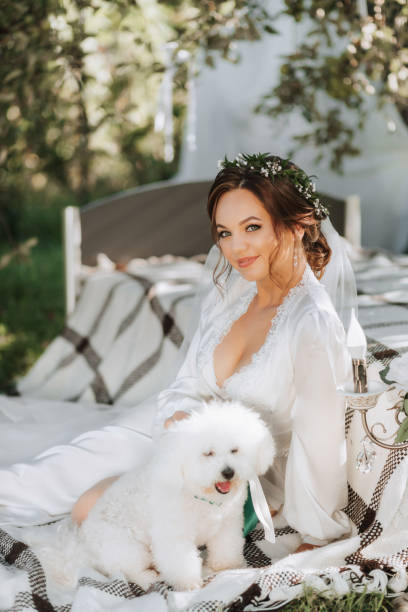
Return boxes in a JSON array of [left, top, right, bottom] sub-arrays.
[[0, 152, 355, 555]]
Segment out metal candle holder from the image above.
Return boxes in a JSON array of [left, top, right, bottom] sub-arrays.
[[342, 381, 408, 451]]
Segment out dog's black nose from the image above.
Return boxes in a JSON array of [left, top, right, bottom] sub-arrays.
[[221, 466, 235, 480]]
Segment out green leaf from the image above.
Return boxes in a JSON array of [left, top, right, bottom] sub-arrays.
[[379, 365, 395, 385], [404, 393, 408, 417], [263, 25, 279, 35], [204, 54, 215, 68], [3, 69, 23, 84], [395, 417, 408, 444]]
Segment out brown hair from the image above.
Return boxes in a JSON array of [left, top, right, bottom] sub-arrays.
[[207, 157, 331, 286]]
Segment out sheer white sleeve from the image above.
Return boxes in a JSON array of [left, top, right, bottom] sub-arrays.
[[283, 308, 353, 546], [151, 286, 219, 438]]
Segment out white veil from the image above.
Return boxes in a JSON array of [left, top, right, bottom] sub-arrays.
[[320, 217, 358, 332]]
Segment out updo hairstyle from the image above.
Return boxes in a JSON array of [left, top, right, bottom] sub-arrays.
[[206, 157, 331, 286]]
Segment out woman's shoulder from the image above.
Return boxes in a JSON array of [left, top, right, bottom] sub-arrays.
[[291, 268, 345, 342]]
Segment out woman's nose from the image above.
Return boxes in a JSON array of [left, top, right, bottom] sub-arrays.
[[230, 233, 249, 255]]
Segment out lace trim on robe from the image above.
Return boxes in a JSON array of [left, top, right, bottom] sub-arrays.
[[198, 264, 317, 396]]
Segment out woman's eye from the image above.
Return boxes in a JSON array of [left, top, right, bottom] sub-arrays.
[[217, 230, 230, 239], [230, 448, 239, 454], [246, 224, 261, 232], [203, 450, 215, 457]]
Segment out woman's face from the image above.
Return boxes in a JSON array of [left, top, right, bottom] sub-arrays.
[[215, 188, 292, 283]]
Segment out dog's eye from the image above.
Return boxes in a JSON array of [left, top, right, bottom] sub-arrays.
[[230, 448, 239, 454], [203, 450, 215, 457]]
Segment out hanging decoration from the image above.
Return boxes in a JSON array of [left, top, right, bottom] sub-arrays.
[[154, 42, 177, 162], [185, 52, 197, 154], [357, 0, 368, 18], [154, 42, 197, 162]]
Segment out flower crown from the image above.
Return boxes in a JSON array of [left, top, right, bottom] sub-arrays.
[[217, 152, 329, 219]]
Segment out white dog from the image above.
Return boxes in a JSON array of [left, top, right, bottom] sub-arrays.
[[27, 400, 275, 591]]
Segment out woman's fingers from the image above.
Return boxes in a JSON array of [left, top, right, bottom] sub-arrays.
[[164, 411, 191, 429]]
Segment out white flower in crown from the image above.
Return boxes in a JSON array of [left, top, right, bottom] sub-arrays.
[[217, 159, 224, 170], [270, 161, 282, 175], [215, 152, 329, 219]]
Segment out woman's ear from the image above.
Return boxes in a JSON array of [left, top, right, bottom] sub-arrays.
[[294, 224, 305, 241]]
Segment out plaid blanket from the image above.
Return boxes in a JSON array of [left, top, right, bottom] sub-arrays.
[[1, 249, 408, 611], [16, 258, 207, 405]]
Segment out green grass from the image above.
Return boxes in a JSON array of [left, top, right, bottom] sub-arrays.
[[0, 191, 70, 393], [217, 587, 395, 611], [280, 587, 394, 611], [0, 242, 65, 393]]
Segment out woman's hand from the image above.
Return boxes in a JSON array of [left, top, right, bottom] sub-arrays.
[[294, 543, 322, 554], [164, 410, 190, 429]]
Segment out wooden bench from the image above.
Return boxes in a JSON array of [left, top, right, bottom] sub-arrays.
[[63, 178, 361, 316]]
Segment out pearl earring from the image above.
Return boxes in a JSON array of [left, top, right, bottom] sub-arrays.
[[293, 243, 298, 268]]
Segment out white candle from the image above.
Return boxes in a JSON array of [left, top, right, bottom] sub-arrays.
[[347, 308, 368, 393], [347, 308, 367, 359]]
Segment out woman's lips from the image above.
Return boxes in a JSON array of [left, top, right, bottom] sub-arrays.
[[237, 256, 259, 268]]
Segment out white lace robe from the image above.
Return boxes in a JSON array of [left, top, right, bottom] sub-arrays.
[[0, 265, 353, 545], [155, 264, 353, 545]]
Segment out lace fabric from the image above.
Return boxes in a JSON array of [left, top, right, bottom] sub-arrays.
[[200, 264, 316, 396]]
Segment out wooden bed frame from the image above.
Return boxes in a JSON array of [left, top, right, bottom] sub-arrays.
[[63, 178, 361, 316]]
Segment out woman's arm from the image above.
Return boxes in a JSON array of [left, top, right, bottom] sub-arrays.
[[283, 309, 353, 546], [152, 285, 219, 436]]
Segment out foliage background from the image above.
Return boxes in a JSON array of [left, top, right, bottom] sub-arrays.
[[256, 0, 408, 172], [0, 0, 275, 390]]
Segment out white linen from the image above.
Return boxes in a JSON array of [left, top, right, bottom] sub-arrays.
[[0, 263, 352, 548], [0, 395, 155, 525], [2, 249, 408, 609]]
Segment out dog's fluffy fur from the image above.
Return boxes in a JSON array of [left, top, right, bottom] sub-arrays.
[[25, 400, 275, 591]]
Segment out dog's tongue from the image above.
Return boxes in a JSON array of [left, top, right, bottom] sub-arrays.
[[215, 481, 231, 494]]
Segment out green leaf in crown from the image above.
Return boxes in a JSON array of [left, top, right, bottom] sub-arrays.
[[216, 152, 329, 219]]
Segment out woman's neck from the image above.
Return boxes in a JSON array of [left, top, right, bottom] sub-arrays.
[[255, 258, 307, 309]]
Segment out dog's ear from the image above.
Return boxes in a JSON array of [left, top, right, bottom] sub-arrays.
[[255, 429, 276, 476]]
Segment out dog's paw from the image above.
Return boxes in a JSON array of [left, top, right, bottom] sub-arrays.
[[173, 577, 203, 591], [134, 569, 159, 591], [206, 554, 245, 572]]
